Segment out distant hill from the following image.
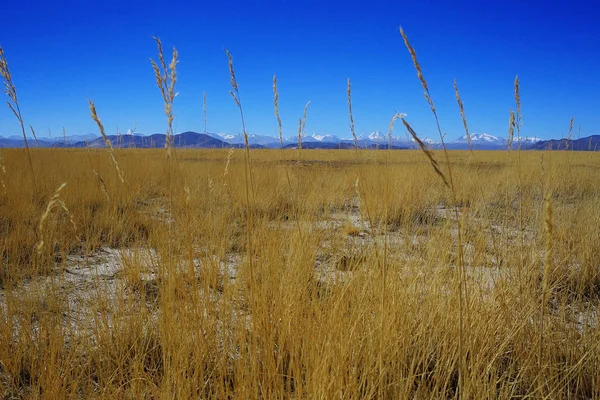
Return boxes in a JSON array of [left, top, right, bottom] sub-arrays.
[[2, 131, 600, 151], [283, 142, 356, 150], [528, 135, 600, 151], [75, 132, 261, 149]]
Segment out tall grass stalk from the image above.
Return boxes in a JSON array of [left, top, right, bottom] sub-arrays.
[[225, 48, 254, 282], [400, 26, 467, 397], [29, 125, 39, 148], [379, 112, 403, 397], [347, 78, 358, 152], [203, 91, 208, 135], [150, 37, 178, 160], [0, 46, 37, 194], [347, 78, 377, 237], [454, 80, 503, 279], [88, 100, 126, 184], [36, 182, 69, 255], [514, 77, 526, 300], [0, 150, 6, 194], [296, 101, 310, 157], [539, 193, 553, 394], [273, 75, 302, 236]]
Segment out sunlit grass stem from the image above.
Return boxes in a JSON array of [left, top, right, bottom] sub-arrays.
[[0, 46, 37, 194]]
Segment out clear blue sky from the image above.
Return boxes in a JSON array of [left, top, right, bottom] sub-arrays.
[[0, 0, 598, 140]]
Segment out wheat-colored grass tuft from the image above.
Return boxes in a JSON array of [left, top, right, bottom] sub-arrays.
[[387, 112, 403, 148], [36, 182, 73, 254], [223, 147, 234, 180], [400, 27, 468, 395], [224, 47, 254, 281], [565, 116, 575, 150], [507, 110, 516, 149], [514, 76, 522, 136], [400, 27, 447, 145], [224, 49, 247, 150], [92, 169, 111, 202], [299, 101, 310, 149], [0, 46, 37, 193], [399, 27, 455, 188], [203, 91, 208, 135], [0, 150, 6, 194], [347, 78, 358, 150], [150, 37, 178, 158], [539, 193, 553, 393], [402, 118, 449, 188], [88, 100, 126, 184], [400, 28, 429, 98], [273, 76, 284, 147], [29, 125, 39, 148], [454, 80, 473, 153]]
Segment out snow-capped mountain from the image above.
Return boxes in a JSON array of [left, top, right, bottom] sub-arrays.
[[517, 136, 542, 144], [0, 129, 575, 151], [302, 134, 342, 143], [444, 133, 505, 149], [454, 133, 502, 144], [410, 136, 436, 145], [206, 132, 282, 147]]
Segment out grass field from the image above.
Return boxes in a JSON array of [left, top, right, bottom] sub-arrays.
[[0, 146, 599, 398], [1, 30, 599, 399]]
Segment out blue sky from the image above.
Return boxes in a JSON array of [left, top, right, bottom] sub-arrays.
[[0, 0, 599, 140]]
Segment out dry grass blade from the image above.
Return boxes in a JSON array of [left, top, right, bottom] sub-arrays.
[[273, 76, 284, 147], [387, 112, 403, 148], [0, 150, 6, 194], [402, 118, 449, 188], [36, 182, 72, 254], [566, 116, 575, 150], [29, 125, 39, 147], [400, 27, 456, 195], [88, 100, 125, 184], [224, 49, 248, 150], [347, 78, 358, 150], [454, 80, 473, 153], [399, 27, 445, 144], [296, 101, 310, 151], [0, 46, 37, 193], [400, 30, 467, 394], [297, 118, 303, 150], [514, 76, 522, 136], [507, 110, 516, 149], [539, 193, 553, 393], [224, 47, 254, 281], [150, 37, 178, 156], [203, 91, 208, 135], [225, 49, 239, 92], [223, 147, 234, 180], [92, 169, 111, 202], [301, 101, 310, 142]]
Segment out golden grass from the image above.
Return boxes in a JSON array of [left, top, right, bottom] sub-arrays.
[[0, 46, 37, 194], [0, 149, 599, 398], [0, 148, 598, 398], [150, 37, 178, 157], [88, 100, 126, 184], [0, 31, 599, 400]]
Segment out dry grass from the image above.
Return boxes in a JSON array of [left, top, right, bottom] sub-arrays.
[[0, 148, 597, 398], [0, 31, 599, 400], [0, 46, 37, 194]]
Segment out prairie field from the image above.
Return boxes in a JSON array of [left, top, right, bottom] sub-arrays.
[[0, 146, 599, 398]]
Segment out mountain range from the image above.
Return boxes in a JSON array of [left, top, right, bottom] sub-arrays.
[[1, 131, 599, 151]]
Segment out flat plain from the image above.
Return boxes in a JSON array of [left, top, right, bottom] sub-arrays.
[[0, 147, 599, 398]]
